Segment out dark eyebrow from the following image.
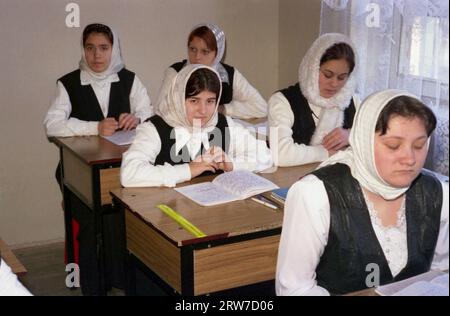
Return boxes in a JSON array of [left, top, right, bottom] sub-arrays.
[[381, 135, 428, 141], [322, 69, 349, 77]]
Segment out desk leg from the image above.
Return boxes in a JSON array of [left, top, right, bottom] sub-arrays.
[[180, 247, 194, 295], [63, 186, 75, 266], [125, 252, 137, 296], [92, 168, 106, 296], [96, 211, 105, 295]]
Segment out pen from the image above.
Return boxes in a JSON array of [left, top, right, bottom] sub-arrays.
[[250, 196, 278, 210]]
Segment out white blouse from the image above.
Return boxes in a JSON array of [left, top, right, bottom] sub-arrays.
[[120, 116, 273, 188], [44, 71, 153, 137], [0, 259, 32, 296], [155, 66, 267, 119], [268, 92, 360, 167], [276, 174, 449, 296], [268, 92, 327, 167]]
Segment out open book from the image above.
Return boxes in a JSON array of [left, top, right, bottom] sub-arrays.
[[375, 270, 449, 296], [174, 170, 279, 206], [101, 130, 136, 146]]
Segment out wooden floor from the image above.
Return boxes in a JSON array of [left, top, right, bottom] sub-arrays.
[[14, 242, 124, 296], [13, 241, 274, 296]]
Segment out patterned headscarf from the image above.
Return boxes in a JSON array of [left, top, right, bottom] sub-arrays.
[[299, 33, 358, 145], [319, 89, 422, 200], [187, 23, 229, 83], [156, 64, 222, 132]]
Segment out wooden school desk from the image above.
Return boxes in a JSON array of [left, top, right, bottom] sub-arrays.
[[50, 136, 128, 294], [0, 238, 27, 276], [110, 163, 318, 296]]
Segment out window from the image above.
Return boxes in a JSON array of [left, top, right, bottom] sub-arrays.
[[400, 16, 449, 83]]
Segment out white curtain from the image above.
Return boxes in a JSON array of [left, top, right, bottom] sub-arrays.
[[320, 0, 449, 175]]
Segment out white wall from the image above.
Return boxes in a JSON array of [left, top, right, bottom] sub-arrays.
[[0, 0, 320, 247]]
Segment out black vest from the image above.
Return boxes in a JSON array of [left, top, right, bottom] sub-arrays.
[[171, 60, 235, 105], [58, 68, 135, 121], [311, 163, 442, 295], [279, 83, 356, 145], [55, 68, 135, 188], [147, 114, 230, 175]]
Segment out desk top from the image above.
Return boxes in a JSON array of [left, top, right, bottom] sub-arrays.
[[0, 238, 27, 276], [50, 136, 129, 165], [111, 163, 318, 246]]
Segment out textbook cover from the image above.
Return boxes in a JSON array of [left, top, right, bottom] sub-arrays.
[[271, 188, 289, 201], [261, 187, 289, 207]]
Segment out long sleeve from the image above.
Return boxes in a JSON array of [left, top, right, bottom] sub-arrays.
[[154, 67, 177, 113], [120, 122, 192, 188], [276, 174, 331, 296], [44, 75, 153, 137], [226, 116, 273, 172], [0, 259, 32, 296], [44, 81, 99, 137], [224, 69, 267, 119], [268, 92, 328, 166], [129, 75, 153, 123], [431, 180, 449, 271]]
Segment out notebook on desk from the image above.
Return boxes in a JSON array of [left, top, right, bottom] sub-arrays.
[[375, 270, 449, 296], [262, 187, 289, 207], [174, 170, 279, 206], [101, 129, 136, 146]]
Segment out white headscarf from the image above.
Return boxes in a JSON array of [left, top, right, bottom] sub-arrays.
[[187, 23, 229, 84], [156, 64, 222, 132], [79, 24, 125, 83], [299, 33, 358, 145], [319, 89, 421, 200]]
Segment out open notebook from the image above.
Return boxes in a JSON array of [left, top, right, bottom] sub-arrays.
[[174, 170, 279, 206], [375, 270, 449, 296]]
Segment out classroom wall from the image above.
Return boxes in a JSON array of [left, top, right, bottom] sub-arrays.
[[0, 0, 320, 247], [278, 0, 321, 88]]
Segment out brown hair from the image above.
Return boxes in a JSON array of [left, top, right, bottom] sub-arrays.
[[188, 26, 217, 52], [375, 96, 437, 136], [320, 42, 355, 74]]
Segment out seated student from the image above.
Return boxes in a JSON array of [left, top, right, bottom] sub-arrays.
[[276, 89, 449, 296], [121, 64, 272, 187], [269, 33, 359, 166], [155, 23, 267, 120], [0, 258, 32, 296], [44, 23, 152, 137], [43, 23, 153, 295]]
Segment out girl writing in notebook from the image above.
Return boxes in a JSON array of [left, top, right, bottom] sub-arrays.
[[121, 64, 272, 187], [44, 23, 153, 295], [276, 90, 449, 295], [155, 23, 267, 119], [268, 33, 359, 166]]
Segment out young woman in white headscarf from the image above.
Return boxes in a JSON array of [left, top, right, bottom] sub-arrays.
[[121, 64, 272, 188], [44, 23, 153, 295], [269, 33, 359, 166], [44, 23, 153, 137], [155, 23, 267, 119], [276, 89, 449, 296]]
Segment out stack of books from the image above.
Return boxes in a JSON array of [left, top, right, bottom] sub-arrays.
[[256, 188, 289, 208]]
